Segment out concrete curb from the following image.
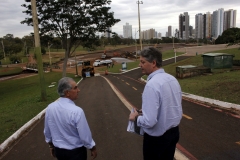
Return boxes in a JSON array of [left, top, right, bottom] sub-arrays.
[[182, 92, 240, 111]]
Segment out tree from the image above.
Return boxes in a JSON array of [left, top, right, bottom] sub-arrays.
[[21, 0, 120, 77], [215, 28, 240, 46], [1, 34, 23, 56]]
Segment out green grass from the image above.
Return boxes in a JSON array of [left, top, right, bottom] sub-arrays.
[[163, 48, 240, 105], [0, 67, 23, 76], [0, 72, 81, 143]]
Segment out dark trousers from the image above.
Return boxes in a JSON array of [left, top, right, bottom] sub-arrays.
[[55, 146, 87, 160], [143, 126, 179, 160]]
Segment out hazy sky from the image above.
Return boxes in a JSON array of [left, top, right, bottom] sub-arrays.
[[0, 0, 239, 38]]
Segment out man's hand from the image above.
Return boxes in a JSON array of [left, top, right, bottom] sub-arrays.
[[90, 146, 97, 159], [48, 142, 56, 158], [129, 108, 139, 121], [50, 147, 56, 158]]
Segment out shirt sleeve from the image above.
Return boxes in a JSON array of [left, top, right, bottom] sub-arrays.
[[44, 109, 52, 143], [137, 85, 160, 128], [76, 111, 95, 149]]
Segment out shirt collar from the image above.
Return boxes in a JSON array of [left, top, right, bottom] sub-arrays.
[[59, 97, 75, 104], [147, 68, 165, 81]]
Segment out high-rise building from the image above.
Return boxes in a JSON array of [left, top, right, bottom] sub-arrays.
[[179, 12, 190, 40], [189, 26, 193, 38], [158, 32, 162, 39], [168, 26, 172, 37], [211, 8, 224, 39], [195, 13, 204, 39], [104, 27, 112, 38], [223, 9, 237, 31], [141, 28, 155, 40], [165, 32, 168, 37], [123, 23, 132, 38], [203, 12, 212, 39]]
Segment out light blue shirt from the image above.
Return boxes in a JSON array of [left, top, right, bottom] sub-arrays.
[[44, 97, 95, 150], [137, 68, 182, 136]]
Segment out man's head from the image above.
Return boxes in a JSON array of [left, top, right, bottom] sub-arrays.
[[139, 47, 162, 75], [57, 77, 80, 101]]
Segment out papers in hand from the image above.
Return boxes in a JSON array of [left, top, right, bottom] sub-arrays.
[[127, 108, 144, 136]]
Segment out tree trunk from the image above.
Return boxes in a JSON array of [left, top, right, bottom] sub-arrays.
[[62, 49, 68, 77]]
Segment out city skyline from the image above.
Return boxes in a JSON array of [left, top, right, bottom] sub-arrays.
[[0, 0, 240, 38]]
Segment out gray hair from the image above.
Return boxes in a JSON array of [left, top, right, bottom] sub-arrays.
[[140, 47, 162, 67], [57, 77, 74, 97]]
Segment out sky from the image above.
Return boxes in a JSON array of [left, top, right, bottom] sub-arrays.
[[0, 0, 240, 39]]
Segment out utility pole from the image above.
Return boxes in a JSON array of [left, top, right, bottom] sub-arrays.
[[135, 29, 138, 61], [31, 0, 47, 101], [137, 0, 143, 51], [173, 28, 176, 63]]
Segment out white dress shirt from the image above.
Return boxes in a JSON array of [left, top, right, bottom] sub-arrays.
[[44, 97, 95, 149], [137, 68, 182, 136]]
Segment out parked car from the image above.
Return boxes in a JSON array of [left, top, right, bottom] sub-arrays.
[[100, 59, 112, 65], [93, 59, 103, 67]]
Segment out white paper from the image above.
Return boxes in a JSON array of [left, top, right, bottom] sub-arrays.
[[127, 108, 144, 136]]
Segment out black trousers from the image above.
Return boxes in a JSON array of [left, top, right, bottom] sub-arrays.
[[143, 126, 179, 160], [55, 146, 87, 160]]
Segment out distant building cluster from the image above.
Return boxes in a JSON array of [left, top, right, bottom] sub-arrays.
[[119, 8, 237, 41]]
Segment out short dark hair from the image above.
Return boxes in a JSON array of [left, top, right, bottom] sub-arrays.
[[57, 77, 74, 97], [140, 47, 162, 67]]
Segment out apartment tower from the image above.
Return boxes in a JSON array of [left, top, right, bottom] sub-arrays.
[[168, 26, 172, 37], [123, 23, 132, 38], [211, 8, 224, 39], [179, 12, 190, 40]]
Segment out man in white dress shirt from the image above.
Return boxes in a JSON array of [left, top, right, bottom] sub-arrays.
[[44, 77, 97, 160], [129, 47, 182, 160]]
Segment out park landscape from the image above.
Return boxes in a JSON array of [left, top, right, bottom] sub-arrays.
[[0, 43, 240, 145]]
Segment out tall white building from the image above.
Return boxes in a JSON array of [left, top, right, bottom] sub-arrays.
[[141, 28, 155, 40], [212, 8, 224, 39], [203, 12, 212, 39], [195, 13, 204, 39], [179, 12, 190, 40], [223, 9, 237, 31], [168, 26, 172, 37], [104, 27, 112, 38], [158, 33, 162, 39], [123, 23, 132, 38]]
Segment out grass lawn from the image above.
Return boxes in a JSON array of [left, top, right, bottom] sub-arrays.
[[0, 72, 81, 143], [0, 67, 23, 77], [163, 48, 240, 105]]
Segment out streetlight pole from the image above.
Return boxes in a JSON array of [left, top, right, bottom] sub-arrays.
[[136, 0, 143, 51], [135, 29, 138, 61], [31, 0, 46, 101], [173, 28, 176, 63]]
